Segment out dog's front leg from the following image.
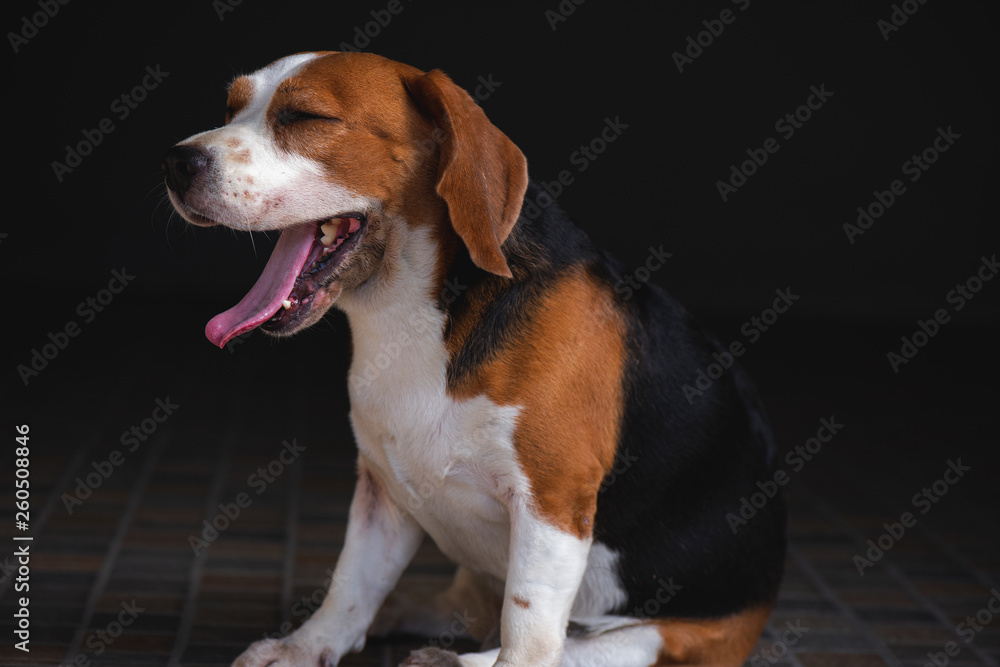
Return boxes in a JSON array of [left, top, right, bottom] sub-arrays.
[[496, 498, 591, 666], [406, 496, 591, 667], [234, 457, 424, 667]]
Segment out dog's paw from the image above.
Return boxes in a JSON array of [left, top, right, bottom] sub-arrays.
[[232, 638, 334, 667], [402, 646, 463, 666]]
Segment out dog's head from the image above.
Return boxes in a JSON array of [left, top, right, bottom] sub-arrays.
[[163, 52, 527, 347]]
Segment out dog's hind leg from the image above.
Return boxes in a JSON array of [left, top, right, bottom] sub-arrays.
[[402, 605, 772, 667], [400, 622, 661, 667], [369, 566, 504, 645]]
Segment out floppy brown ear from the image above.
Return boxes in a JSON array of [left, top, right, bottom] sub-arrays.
[[406, 69, 528, 278]]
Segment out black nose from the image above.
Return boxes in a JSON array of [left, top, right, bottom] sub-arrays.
[[162, 145, 210, 195]]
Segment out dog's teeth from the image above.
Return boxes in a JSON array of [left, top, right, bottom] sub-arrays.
[[282, 299, 292, 310], [320, 221, 337, 246]]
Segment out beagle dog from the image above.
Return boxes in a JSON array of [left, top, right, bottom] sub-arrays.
[[162, 51, 786, 667]]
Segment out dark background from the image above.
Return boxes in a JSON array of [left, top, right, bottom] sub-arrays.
[[1, 0, 999, 664], [5, 0, 998, 317], [6, 0, 996, 482]]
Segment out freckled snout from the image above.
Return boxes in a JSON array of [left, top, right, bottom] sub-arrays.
[[162, 144, 210, 196]]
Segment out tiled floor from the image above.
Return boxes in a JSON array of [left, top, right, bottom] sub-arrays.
[[2, 304, 998, 666]]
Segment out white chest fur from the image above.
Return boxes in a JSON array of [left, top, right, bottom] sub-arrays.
[[338, 225, 527, 580], [336, 224, 629, 622]]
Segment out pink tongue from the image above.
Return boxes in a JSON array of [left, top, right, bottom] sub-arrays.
[[205, 223, 316, 348]]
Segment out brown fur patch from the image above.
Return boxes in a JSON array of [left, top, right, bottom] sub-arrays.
[[238, 52, 525, 309], [263, 53, 453, 305], [231, 149, 251, 164], [265, 53, 445, 229], [652, 605, 773, 666], [511, 595, 531, 609], [448, 268, 626, 538], [226, 76, 253, 123]]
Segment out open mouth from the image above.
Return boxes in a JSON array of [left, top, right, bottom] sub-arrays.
[[205, 213, 366, 348]]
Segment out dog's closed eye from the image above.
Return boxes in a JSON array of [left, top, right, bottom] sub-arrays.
[[275, 108, 341, 125]]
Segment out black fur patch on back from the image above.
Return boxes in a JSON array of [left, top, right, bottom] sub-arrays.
[[443, 183, 786, 618]]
